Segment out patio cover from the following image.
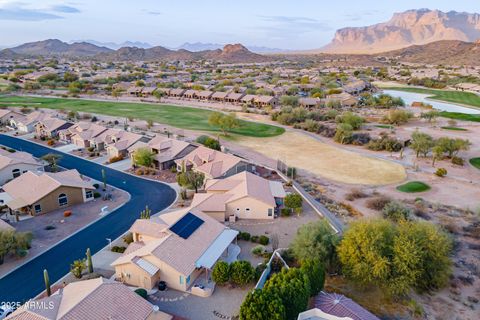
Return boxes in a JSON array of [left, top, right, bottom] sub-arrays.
[[195, 229, 239, 269]]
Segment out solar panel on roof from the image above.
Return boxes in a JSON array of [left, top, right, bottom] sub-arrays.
[[169, 212, 204, 239]]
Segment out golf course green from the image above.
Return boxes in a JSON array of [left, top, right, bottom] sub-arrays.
[[0, 96, 284, 138]]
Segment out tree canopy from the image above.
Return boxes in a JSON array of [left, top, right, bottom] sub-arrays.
[[239, 289, 286, 320], [133, 147, 155, 167], [208, 112, 240, 136]]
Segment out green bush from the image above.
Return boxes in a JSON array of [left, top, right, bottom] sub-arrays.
[[238, 231, 251, 241], [134, 288, 148, 299], [123, 233, 134, 244], [280, 208, 291, 217], [382, 201, 411, 222], [251, 245, 266, 256], [250, 235, 259, 243], [93, 192, 101, 198], [196, 135, 221, 150], [301, 259, 325, 296], [212, 261, 231, 285], [111, 246, 126, 253], [259, 235, 269, 246], [284, 193, 303, 210], [435, 168, 447, 177], [451, 156, 464, 166], [239, 289, 286, 320], [230, 260, 255, 286]]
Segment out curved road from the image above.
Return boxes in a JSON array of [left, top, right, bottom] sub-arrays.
[[0, 134, 177, 303]]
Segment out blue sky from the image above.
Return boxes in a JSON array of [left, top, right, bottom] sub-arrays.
[[0, 0, 478, 49]]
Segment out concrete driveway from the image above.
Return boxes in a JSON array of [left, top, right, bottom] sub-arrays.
[[0, 134, 177, 303]]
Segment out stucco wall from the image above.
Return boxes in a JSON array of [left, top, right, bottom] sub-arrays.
[[0, 163, 43, 185], [32, 186, 86, 215], [226, 197, 274, 220]]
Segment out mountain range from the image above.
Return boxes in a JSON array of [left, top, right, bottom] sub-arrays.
[[0, 39, 270, 63], [321, 9, 480, 54]]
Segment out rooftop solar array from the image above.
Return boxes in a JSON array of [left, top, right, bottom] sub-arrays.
[[169, 212, 204, 239]]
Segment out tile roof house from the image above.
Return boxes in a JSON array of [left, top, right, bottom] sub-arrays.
[[128, 135, 196, 170], [6, 277, 172, 320], [310, 292, 380, 320], [0, 109, 23, 125], [90, 129, 142, 158], [3, 169, 95, 216], [35, 118, 74, 139], [9, 111, 52, 133], [111, 208, 239, 295], [58, 122, 108, 148], [174, 146, 252, 179], [0, 148, 44, 185], [192, 171, 286, 221]]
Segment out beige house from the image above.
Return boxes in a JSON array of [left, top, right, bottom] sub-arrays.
[[58, 122, 108, 148], [35, 118, 73, 139], [192, 171, 286, 221], [0, 149, 44, 185], [175, 146, 252, 179], [254, 95, 278, 108], [6, 277, 171, 320], [325, 93, 357, 107], [0, 109, 23, 125], [90, 129, 142, 158], [112, 208, 239, 295], [3, 169, 95, 216], [9, 111, 51, 133], [128, 135, 196, 170]]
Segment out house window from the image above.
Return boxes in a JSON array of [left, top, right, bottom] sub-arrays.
[[86, 190, 93, 199], [186, 275, 191, 284], [12, 169, 21, 178], [34, 204, 42, 213], [58, 193, 68, 206], [179, 275, 184, 284], [268, 208, 273, 216], [236, 208, 240, 211], [246, 208, 250, 213]]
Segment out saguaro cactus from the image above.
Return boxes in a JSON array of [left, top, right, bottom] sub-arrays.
[[86, 248, 93, 273], [44, 269, 51, 297], [101, 168, 107, 190], [140, 205, 151, 219]]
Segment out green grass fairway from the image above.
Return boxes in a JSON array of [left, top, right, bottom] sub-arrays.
[[470, 158, 480, 170], [439, 112, 480, 123], [0, 96, 284, 138], [396, 181, 431, 193], [383, 87, 480, 109], [440, 126, 468, 131]]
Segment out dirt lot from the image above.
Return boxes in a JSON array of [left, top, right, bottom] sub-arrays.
[[235, 131, 406, 185]]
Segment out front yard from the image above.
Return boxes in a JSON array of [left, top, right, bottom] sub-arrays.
[[0, 186, 129, 278]]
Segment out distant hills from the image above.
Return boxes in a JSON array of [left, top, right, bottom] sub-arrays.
[[320, 9, 480, 54], [379, 39, 480, 65], [70, 40, 154, 50], [0, 39, 271, 63]]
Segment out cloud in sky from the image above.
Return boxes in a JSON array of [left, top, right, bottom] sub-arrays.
[[258, 15, 332, 34], [147, 11, 161, 16], [0, 2, 80, 21], [51, 5, 80, 13], [0, 3, 63, 21]]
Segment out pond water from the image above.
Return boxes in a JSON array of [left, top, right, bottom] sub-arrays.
[[383, 89, 480, 115]]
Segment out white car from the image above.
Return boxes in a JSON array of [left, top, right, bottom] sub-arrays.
[[0, 305, 14, 319]]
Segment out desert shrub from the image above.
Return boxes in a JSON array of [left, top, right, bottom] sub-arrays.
[[366, 196, 391, 211], [212, 261, 231, 285], [382, 201, 411, 222], [259, 235, 270, 246], [63, 211, 72, 217], [336, 111, 364, 130], [382, 109, 413, 125], [93, 192, 101, 198], [87, 146, 95, 152], [47, 139, 55, 146], [351, 133, 371, 146], [238, 231, 251, 241], [111, 246, 126, 253], [251, 245, 266, 256], [123, 233, 134, 244], [367, 133, 402, 152], [230, 260, 255, 286], [345, 189, 368, 201], [284, 193, 303, 210], [108, 155, 124, 163], [280, 208, 291, 217], [134, 288, 148, 299], [135, 168, 144, 175], [196, 135, 221, 150], [250, 235, 259, 243], [451, 156, 464, 166], [435, 168, 447, 177]]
